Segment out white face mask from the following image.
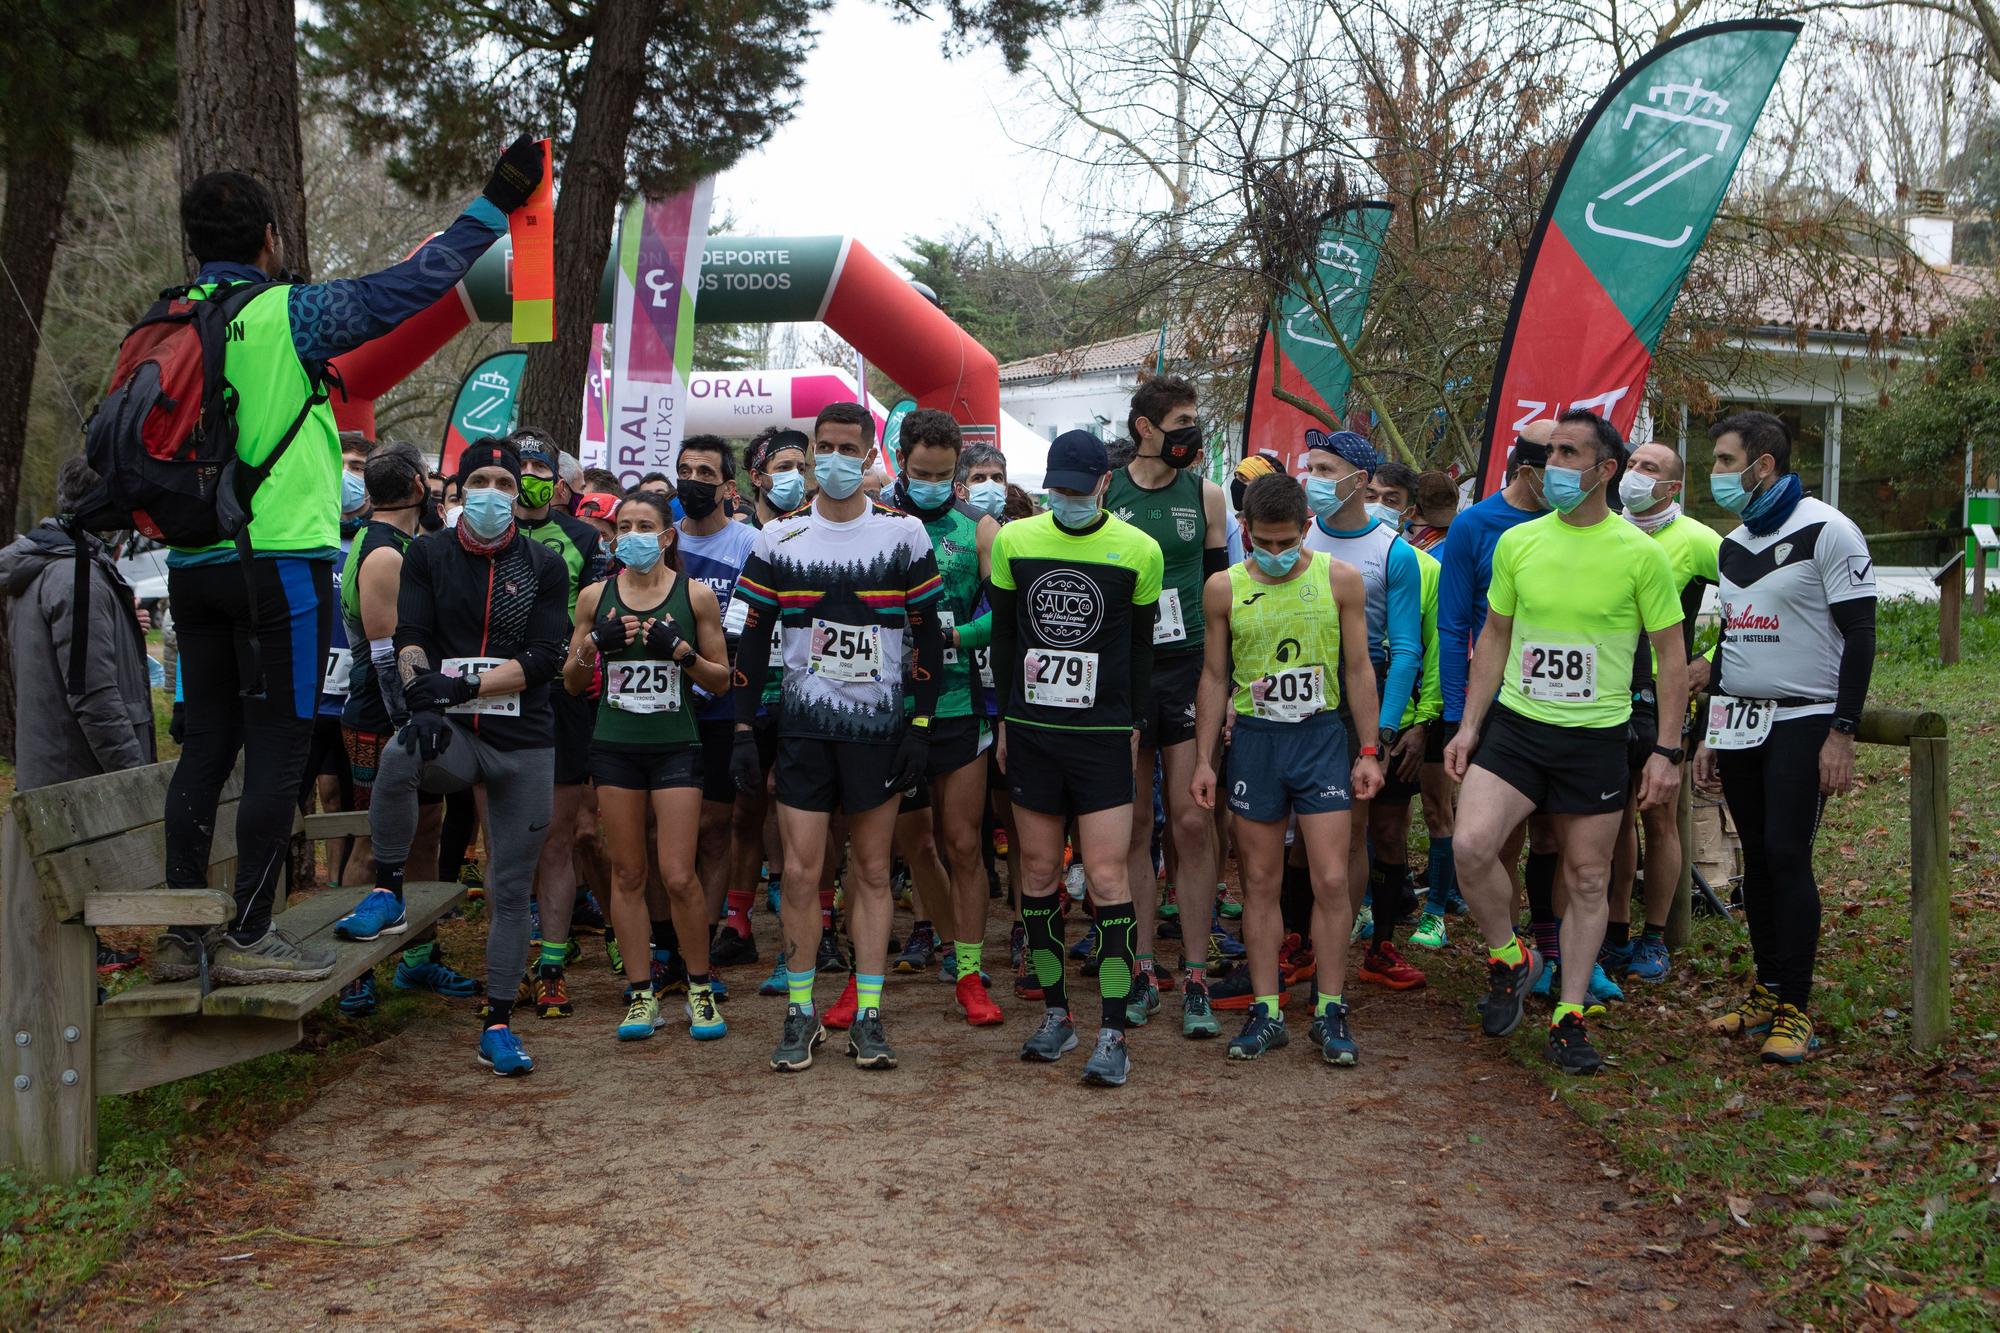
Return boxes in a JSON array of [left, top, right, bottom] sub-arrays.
[[1619, 469, 1667, 513]]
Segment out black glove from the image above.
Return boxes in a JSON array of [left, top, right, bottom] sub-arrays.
[[408, 669, 480, 711], [1627, 702, 1660, 772], [482, 135, 545, 213], [397, 709, 454, 762], [168, 701, 185, 745], [644, 617, 685, 660], [590, 618, 632, 655], [886, 725, 930, 793], [730, 730, 763, 795]]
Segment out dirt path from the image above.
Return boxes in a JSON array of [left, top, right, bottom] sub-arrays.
[[84, 910, 1766, 1331]]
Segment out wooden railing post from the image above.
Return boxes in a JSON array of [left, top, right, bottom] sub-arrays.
[[1668, 763, 1693, 949], [1908, 734, 1951, 1053], [0, 811, 98, 1183], [1935, 553, 1964, 666]]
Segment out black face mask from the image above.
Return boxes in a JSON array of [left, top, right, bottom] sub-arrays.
[[1158, 423, 1202, 469], [678, 478, 720, 520], [418, 495, 444, 532]]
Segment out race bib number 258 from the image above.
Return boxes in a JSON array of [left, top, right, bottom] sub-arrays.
[[1518, 642, 1596, 703]]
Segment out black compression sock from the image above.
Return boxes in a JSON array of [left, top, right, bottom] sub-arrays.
[[376, 861, 407, 898], [1096, 904, 1137, 1031], [485, 998, 514, 1028], [1020, 893, 1068, 1013]]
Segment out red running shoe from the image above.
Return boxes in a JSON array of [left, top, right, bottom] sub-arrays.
[[1013, 953, 1044, 1000], [1278, 934, 1316, 987], [957, 973, 1003, 1026], [823, 974, 859, 1030], [1358, 940, 1427, 990]]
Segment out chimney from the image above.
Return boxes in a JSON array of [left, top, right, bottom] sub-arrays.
[[1905, 187, 1954, 268]]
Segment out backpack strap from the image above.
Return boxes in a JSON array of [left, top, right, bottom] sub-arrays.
[[63, 523, 91, 696]]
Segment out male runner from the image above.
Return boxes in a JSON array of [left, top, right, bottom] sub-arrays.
[[730, 402, 945, 1073], [1445, 410, 1685, 1074], [1697, 410, 1875, 1064], [1104, 376, 1229, 1035], [993, 431, 1162, 1086], [1193, 473, 1383, 1062]]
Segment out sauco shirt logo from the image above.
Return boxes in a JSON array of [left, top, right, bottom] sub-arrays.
[[1027, 569, 1103, 647]]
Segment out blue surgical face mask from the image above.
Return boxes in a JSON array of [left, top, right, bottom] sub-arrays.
[[815, 452, 865, 500], [905, 478, 954, 510], [460, 487, 516, 540], [1048, 493, 1100, 528], [1305, 473, 1358, 519], [1542, 463, 1601, 515], [968, 479, 1007, 517], [1251, 543, 1302, 577], [766, 469, 806, 512], [1709, 464, 1760, 514], [1365, 501, 1404, 530], [615, 531, 662, 573], [341, 471, 368, 517]]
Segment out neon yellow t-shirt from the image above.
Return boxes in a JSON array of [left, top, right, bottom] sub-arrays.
[[1488, 512, 1679, 729]]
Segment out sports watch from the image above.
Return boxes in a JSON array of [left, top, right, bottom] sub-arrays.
[[1651, 743, 1686, 764]]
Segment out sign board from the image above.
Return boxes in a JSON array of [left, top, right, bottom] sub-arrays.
[[1971, 523, 1999, 551]]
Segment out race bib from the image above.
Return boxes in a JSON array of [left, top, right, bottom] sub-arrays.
[[607, 659, 682, 714], [1250, 665, 1325, 722], [1152, 587, 1187, 645], [1518, 642, 1597, 703], [723, 594, 750, 638], [975, 645, 995, 691], [321, 647, 353, 698], [1704, 696, 1774, 751], [808, 620, 883, 683], [1023, 648, 1098, 709], [938, 609, 959, 665], [442, 656, 519, 716]]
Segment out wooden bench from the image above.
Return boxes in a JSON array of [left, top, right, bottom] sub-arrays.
[[1, 760, 464, 1184]]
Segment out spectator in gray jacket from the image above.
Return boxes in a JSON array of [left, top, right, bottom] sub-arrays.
[[1, 457, 157, 792]]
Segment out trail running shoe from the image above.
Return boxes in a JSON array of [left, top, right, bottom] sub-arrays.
[[895, 921, 939, 973], [709, 973, 730, 1001], [1125, 971, 1161, 1027], [1359, 941, 1428, 990], [97, 943, 140, 975], [1350, 905, 1374, 943], [759, 951, 790, 997], [771, 1003, 825, 1072], [393, 955, 479, 997], [1480, 945, 1541, 1038], [1013, 951, 1044, 1000], [1227, 1003, 1289, 1060], [147, 930, 214, 983], [1585, 962, 1625, 1005], [1626, 936, 1670, 983], [1410, 913, 1449, 950], [1181, 981, 1221, 1038], [210, 927, 337, 985], [766, 877, 783, 916], [459, 859, 485, 899], [1709, 982, 1780, 1038], [617, 987, 662, 1041], [477, 1025, 534, 1076], [1545, 1013, 1604, 1075], [1217, 883, 1242, 921], [1759, 1004, 1818, 1064], [711, 927, 758, 967], [1315, 1000, 1358, 1066], [1009, 921, 1026, 970], [686, 987, 726, 1040], [1531, 956, 1557, 999], [334, 889, 408, 942], [993, 827, 1010, 858], [604, 930, 625, 975], [846, 1009, 898, 1069], [1207, 925, 1247, 973], [1021, 1008, 1078, 1061], [535, 969, 573, 1019], [823, 974, 859, 1031], [338, 972, 379, 1017], [1207, 965, 1262, 1012], [1279, 934, 1316, 987], [570, 889, 608, 933], [957, 972, 1003, 1026], [1081, 1028, 1130, 1087], [815, 931, 850, 974], [1158, 879, 1179, 921], [1067, 922, 1097, 963], [653, 952, 688, 995], [1598, 938, 1634, 978]]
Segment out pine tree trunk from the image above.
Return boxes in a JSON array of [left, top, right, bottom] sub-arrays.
[[176, 0, 310, 278], [0, 138, 77, 761], [514, 0, 664, 442]]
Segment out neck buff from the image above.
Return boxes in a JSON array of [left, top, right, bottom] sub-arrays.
[[1743, 472, 1803, 536], [1625, 499, 1682, 534], [455, 513, 515, 557]]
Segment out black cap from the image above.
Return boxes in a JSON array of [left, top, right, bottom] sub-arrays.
[[459, 437, 523, 481], [510, 430, 558, 469], [1044, 430, 1110, 492]]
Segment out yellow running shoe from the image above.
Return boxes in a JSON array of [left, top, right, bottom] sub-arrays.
[[617, 987, 661, 1041], [1707, 982, 1779, 1038], [1759, 1004, 1817, 1064]]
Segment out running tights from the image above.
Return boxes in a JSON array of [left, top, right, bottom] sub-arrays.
[[1717, 715, 1830, 1010]]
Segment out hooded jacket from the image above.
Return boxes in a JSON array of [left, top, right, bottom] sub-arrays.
[[1, 520, 156, 790]]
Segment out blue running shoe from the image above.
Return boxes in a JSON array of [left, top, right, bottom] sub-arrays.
[[334, 890, 407, 942], [1626, 936, 1670, 982], [393, 955, 479, 997], [1598, 939, 1634, 978], [766, 876, 783, 917], [708, 973, 730, 1002], [477, 1025, 535, 1076], [1067, 922, 1098, 962], [1207, 924, 1247, 971], [1531, 956, 1557, 999], [1314, 1000, 1359, 1066], [338, 972, 379, 1017], [760, 951, 790, 997], [1586, 962, 1625, 1004]]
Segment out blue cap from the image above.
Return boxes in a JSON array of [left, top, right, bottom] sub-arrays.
[[1305, 428, 1381, 475], [1045, 430, 1110, 492]]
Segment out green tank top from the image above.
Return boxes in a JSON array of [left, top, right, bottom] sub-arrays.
[[591, 572, 698, 750], [1104, 465, 1207, 655], [917, 498, 984, 719], [1228, 553, 1343, 721]]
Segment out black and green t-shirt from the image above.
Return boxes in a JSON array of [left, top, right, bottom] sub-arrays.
[[1104, 465, 1207, 655], [895, 486, 990, 721], [591, 571, 698, 750], [520, 508, 607, 614]]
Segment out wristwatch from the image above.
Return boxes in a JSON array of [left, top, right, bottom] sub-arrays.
[[1830, 717, 1858, 736], [1652, 743, 1686, 764], [1377, 725, 1400, 752]]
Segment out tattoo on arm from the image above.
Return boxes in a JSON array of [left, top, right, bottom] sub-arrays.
[[398, 645, 431, 684]]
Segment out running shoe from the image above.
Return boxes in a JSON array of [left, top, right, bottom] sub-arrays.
[[1278, 934, 1316, 987], [1598, 938, 1634, 978], [393, 955, 479, 997], [1445, 887, 1470, 915], [815, 931, 850, 974], [1359, 941, 1427, 990], [1759, 1004, 1818, 1064], [1217, 882, 1242, 921], [1009, 922, 1026, 970], [1585, 962, 1625, 1005], [1181, 980, 1221, 1038], [957, 972, 1003, 1026], [535, 969, 573, 1019], [1206, 965, 1261, 1012], [1157, 880, 1179, 921], [1480, 944, 1541, 1038], [604, 930, 624, 975], [1410, 913, 1449, 950], [570, 889, 608, 934], [847, 1010, 898, 1069], [652, 952, 688, 995], [1020, 1008, 1078, 1061], [1125, 971, 1161, 1027], [1315, 1000, 1358, 1067], [1708, 982, 1779, 1038], [766, 877, 783, 916], [1064, 863, 1087, 901], [708, 973, 730, 1002], [1349, 904, 1374, 943], [1013, 951, 1044, 1001], [528, 899, 541, 943], [1626, 936, 1671, 983], [771, 1004, 824, 1072], [895, 921, 939, 973], [993, 827, 1010, 858], [477, 1025, 534, 1076], [1067, 922, 1097, 962], [459, 859, 485, 900], [1545, 1013, 1604, 1075], [617, 987, 662, 1041], [1226, 1003, 1288, 1060], [338, 973, 379, 1017], [97, 943, 140, 974], [1206, 924, 1247, 973], [1530, 955, 1557, 999], [146, 930, 213, 983], [711, 926, 758, 967], [759, 951, 790, 997], [209, 927, 337, 985], [334, 889, 408, 942], [938, 954, 988, 985], [891, 866, 913, 912], [1080, 1028, 1130, 1087], [686, 988, 726, 1040], [823, 974, 859, 1031]]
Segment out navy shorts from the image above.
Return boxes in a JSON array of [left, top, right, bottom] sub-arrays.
[[1226, 712, 1352, 821]]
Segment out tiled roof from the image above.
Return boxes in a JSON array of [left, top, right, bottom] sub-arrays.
[[998, 328, 1191, 383]]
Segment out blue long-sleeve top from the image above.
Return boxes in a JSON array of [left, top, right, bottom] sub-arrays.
[[1437, 489, 1543, 721], [1305, 514, 1422, 733]]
